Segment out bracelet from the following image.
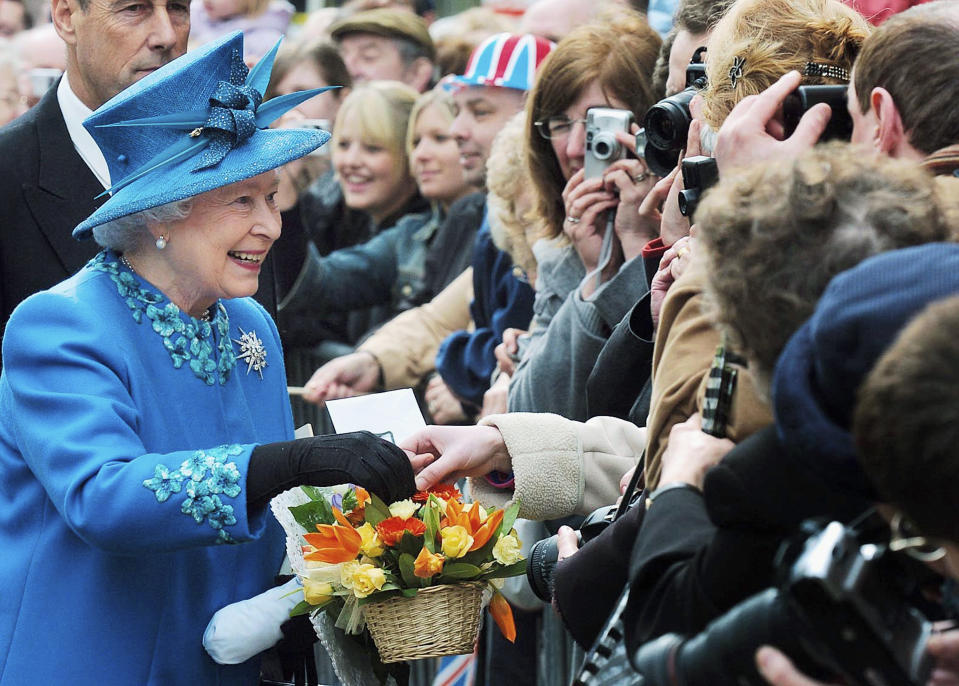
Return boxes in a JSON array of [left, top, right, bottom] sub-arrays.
[[646, 481, 701, 507], [485, 470, 515, 489]]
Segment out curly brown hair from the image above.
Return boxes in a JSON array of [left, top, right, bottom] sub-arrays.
[[697, 143, 954, 388], [701, 0, 869, 130], [525, 12, 661, 238]]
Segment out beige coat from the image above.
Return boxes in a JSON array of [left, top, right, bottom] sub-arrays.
[[358, 268, 473, 389], [469, 412, 646, 520], [644, 257, 773, 489]]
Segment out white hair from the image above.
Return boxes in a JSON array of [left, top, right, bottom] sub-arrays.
[[92, 198, 194, 253]]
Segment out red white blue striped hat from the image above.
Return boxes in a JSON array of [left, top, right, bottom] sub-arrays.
[[446, 33, 554, 92]]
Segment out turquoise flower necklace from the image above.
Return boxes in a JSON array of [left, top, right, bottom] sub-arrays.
[[90, 251, 236, 385]]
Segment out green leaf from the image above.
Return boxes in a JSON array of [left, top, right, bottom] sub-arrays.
[[300, 485, 324, 501], [289, 498, 335, 532], [500, 501, 521, 538], [482, 559, 527, 579], [459, 536, 497, 567], [401, 587, 419, 598], [423, 502, 441, 554], [397, 530, 423, 556], [289, 600, 316, 618], [365, 492, 391, 526], [398, 552, 418, 588], [341, 488, 358, 512], [440, 562, 483, 580]]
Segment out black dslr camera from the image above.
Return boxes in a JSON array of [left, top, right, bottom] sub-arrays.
[[637, 50, 707, 177], [633, 520, 936, 686], [782, 85, 853, 141], [526, 504, 622, 602]]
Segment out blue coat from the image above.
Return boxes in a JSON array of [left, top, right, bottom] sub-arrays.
[[0, 252, 293, 685], [435, 222, 535, 407]]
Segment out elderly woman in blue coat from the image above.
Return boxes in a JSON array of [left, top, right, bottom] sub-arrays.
[[0, 32, 417, 686]]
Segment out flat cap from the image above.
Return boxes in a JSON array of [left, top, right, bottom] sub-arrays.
[[330, 9, 435, 61]]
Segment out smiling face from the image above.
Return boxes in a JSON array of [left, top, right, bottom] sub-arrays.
[[449, 85, 526, 188], [333, 118, 415, 222], [549, 82, 629, 181], [410, 102, 472, 208], [53, 0, 190, 110], [139, 172, 281, 317]]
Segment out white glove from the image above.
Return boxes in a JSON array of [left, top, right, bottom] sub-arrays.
[[203, 577, 303, 665]]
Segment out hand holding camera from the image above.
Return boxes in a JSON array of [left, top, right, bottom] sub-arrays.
[[713, 71, 835, 174]]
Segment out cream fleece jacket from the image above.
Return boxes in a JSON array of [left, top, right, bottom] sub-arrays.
[[470, 412, 645, 520]]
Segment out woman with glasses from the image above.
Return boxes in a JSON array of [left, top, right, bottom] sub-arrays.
[[505, 13, 662, 422]]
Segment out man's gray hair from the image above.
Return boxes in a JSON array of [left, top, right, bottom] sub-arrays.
[[92, 198, 194, 253]]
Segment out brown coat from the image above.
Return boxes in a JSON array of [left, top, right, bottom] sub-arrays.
[[644, 257, 773, 489]]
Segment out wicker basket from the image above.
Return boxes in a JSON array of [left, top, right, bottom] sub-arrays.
[[363, 582, 486, 663]]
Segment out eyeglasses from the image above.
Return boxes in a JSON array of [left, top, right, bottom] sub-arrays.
[[534, 115, 588, 140], [889, 512, 946, 562]]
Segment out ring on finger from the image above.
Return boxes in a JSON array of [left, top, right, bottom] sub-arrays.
[[633, 172, 649, 183], [566, 215, 581, 224], [676, 247, 690, 259]]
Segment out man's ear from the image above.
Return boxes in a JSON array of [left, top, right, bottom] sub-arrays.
[[406, 57, 434, 94], [870, 87, 907, 156], [51, 0, 80, 46]]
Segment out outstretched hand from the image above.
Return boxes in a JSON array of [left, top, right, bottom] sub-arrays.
[[400, 425, 511, 491]]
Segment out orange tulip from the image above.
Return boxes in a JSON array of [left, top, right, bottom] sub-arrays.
[[469, 508, 503, 551], [489, 591, 516, 642], [413, 546, 445, 578], [303, 507, 362, 564]]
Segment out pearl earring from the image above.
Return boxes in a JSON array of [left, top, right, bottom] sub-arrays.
[[155, 235, 167, 250]]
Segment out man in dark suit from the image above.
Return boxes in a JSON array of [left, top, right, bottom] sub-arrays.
[[0, 0, 191, 349]]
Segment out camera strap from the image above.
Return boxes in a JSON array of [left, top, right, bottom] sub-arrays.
[[581, 216, 617, 301]]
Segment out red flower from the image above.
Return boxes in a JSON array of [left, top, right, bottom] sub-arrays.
[[375, 516, 427, 546], [412, 483, 462, 503]]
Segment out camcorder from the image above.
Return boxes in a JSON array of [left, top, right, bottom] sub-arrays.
[[633, 519, 938, 686], [585, 108, 635, 180], [637, 54, 706, 177]]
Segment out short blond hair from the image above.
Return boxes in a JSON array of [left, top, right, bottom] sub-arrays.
[[332, 80, 419, 175], [701, 0, 869, 130], [405, 88, 456, 164]]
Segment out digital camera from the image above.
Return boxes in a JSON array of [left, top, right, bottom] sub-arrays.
[[584, 108, 635, 180], [782, 85, 853, 142], [633, 520, 936, 686], [677, 155, 719, 219], [639, 59, 707, 177]]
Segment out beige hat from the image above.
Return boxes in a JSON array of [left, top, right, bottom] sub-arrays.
[[330, 9, 435, 61]]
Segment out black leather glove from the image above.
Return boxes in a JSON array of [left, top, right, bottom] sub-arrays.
[[247, 431, 416, 510]]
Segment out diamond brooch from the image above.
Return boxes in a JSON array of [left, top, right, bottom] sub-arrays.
[[234, 328, 267, 378]]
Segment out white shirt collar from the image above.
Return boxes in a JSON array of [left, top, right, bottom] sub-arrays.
[[57, 72, 111, 189]]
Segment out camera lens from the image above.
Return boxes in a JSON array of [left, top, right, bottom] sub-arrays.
[[644, 85, 697, 150], [526, 534, 560, 603], [591, 133, 620, 161]]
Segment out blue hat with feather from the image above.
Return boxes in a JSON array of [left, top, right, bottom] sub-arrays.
[[73, 31, 332, 239]]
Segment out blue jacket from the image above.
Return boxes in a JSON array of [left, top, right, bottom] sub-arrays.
[[0, 252, 292, 685], [435, 221, 535, 407]]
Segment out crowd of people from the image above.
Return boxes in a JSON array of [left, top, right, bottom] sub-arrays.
[[0, 0, 958, 684]]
